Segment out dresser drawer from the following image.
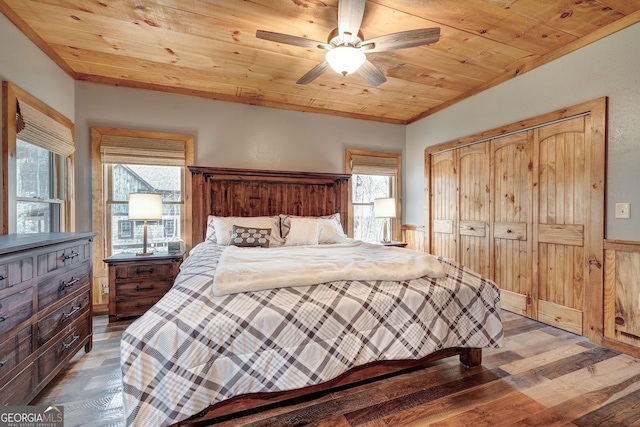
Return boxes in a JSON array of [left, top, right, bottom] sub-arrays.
[[0, 325, 32, 380], [37, 262, 90, 311], [37, 291, 90, 348], [0, 288, 33, 336], [37, 240, 91, 276], [0, 363, 35, 406], [0, 257, 34, 291], [115, 262, 174, 280], [38, 316, 90, 382]]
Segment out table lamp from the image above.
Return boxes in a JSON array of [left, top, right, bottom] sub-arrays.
[[128, 192, 163, 256], [374, 197, 396, 243]]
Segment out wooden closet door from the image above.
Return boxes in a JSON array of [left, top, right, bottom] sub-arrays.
[[430, 150, 457, 259], [491, 133, 533, 317], [534, 116, 588, 335], [458, 143, 490, 277]]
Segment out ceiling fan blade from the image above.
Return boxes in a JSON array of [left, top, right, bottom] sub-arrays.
[[356, 60, 386, 86], [360, 28, 440, 53], [256, 30, 331, 50], [338, 0, 365, 43], [297, 61, 330, 85]]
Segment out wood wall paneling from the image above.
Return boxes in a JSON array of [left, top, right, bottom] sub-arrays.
[[603, 240, 640, 357]]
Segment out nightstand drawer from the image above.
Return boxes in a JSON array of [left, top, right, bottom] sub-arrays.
[[115, 263, 173, 280], [37, 291, 90, 348], [37, 262, 90, 311], [0, 325, 32, 380], [116, 296, 165, 318], [115, 280, 173, 299], [0, 288, 33, 337]]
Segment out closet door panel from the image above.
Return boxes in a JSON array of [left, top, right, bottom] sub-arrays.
[[535, 117, 587, 335], [431, 150, 457, 259], [491, 133, 532, 317], [458, 143, 490, 277]]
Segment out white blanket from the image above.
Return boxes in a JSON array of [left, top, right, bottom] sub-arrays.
[[213, 241, 445, 296]]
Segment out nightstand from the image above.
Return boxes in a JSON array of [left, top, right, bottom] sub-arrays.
[[103, 251, 184, 322], [382, 240, 408, 248]]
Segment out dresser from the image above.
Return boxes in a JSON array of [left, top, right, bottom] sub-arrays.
[[104, 251, 184, 322], [0, 232, 97, 405]]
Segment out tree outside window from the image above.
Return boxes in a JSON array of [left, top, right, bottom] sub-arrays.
[[352, 174, 392, 242]]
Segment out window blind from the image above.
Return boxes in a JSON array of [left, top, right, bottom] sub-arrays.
[[16, 100, 75, 157], [349, 154, 398, 175], [100, 135, 186, 166]]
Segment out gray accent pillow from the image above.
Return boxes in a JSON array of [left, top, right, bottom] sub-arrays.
[[230, 225, 271, 248]]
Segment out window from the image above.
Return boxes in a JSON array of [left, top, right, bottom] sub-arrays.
[[3, 81, 75, 234], [164, 219, 176, 237], [91, 127, 194, 303], [118, 220, 133, 239], [345, 150, 401, 243], [351, 174, 393, 242], [107, 164, 183, 255]]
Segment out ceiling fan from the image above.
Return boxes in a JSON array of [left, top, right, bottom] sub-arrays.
[[256, 0, 440, 86]]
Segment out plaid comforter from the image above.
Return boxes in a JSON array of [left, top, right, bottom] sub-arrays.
[[121, 242, 504, 426]]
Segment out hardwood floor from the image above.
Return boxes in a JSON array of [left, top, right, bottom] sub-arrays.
[[33, 311, 640, 426]]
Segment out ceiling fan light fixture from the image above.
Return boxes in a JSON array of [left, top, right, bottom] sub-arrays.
[[325, 46, 366, 76]]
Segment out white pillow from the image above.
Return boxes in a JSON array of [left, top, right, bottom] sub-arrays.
[[315, 218, 348, 244], [284, 219, 321, 246], [212, 216, 283, 246], [280, 213, 347, 243]]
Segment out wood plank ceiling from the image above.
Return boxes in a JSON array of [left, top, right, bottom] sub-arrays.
[[1, 0, 640, 124]]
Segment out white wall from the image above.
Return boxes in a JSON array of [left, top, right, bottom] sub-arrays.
[[0, 12, 75, 230], [406, 22, 640, 241], [74, 82, 405, 232]]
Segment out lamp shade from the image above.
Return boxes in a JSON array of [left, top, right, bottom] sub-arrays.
[[325, 46, 366, 76], [374, 198, 396, 218], [128, 193, 163, 220]]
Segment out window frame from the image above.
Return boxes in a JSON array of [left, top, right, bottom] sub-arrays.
[[345, 149, 401, 241], [2, 81, 75, 234], [91, 127, 193, 313]]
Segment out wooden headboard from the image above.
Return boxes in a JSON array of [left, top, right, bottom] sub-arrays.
[[189, 167, 351, 246]]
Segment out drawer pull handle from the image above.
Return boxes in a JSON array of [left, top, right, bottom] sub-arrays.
[[0, 275, 5, 281], [0, 358, 7, 367], [62, 306, 81, 321], [134, 285, 155, 291], [61, 277, 80, 289], [135, 302, 154, 308], [63, 252, 79, 261], [135, 268, 155, 275], [62, 334, 80, 351], [0, 315, 6, 322]]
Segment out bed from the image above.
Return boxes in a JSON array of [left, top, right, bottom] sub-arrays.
[[120, 167, 504, 426]]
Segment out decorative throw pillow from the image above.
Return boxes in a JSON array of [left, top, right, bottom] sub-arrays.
[[280, 214, 347, 244], [212, 216, 283, 246], [230, 225, 271, 248], [284, 219, 321, 246]]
